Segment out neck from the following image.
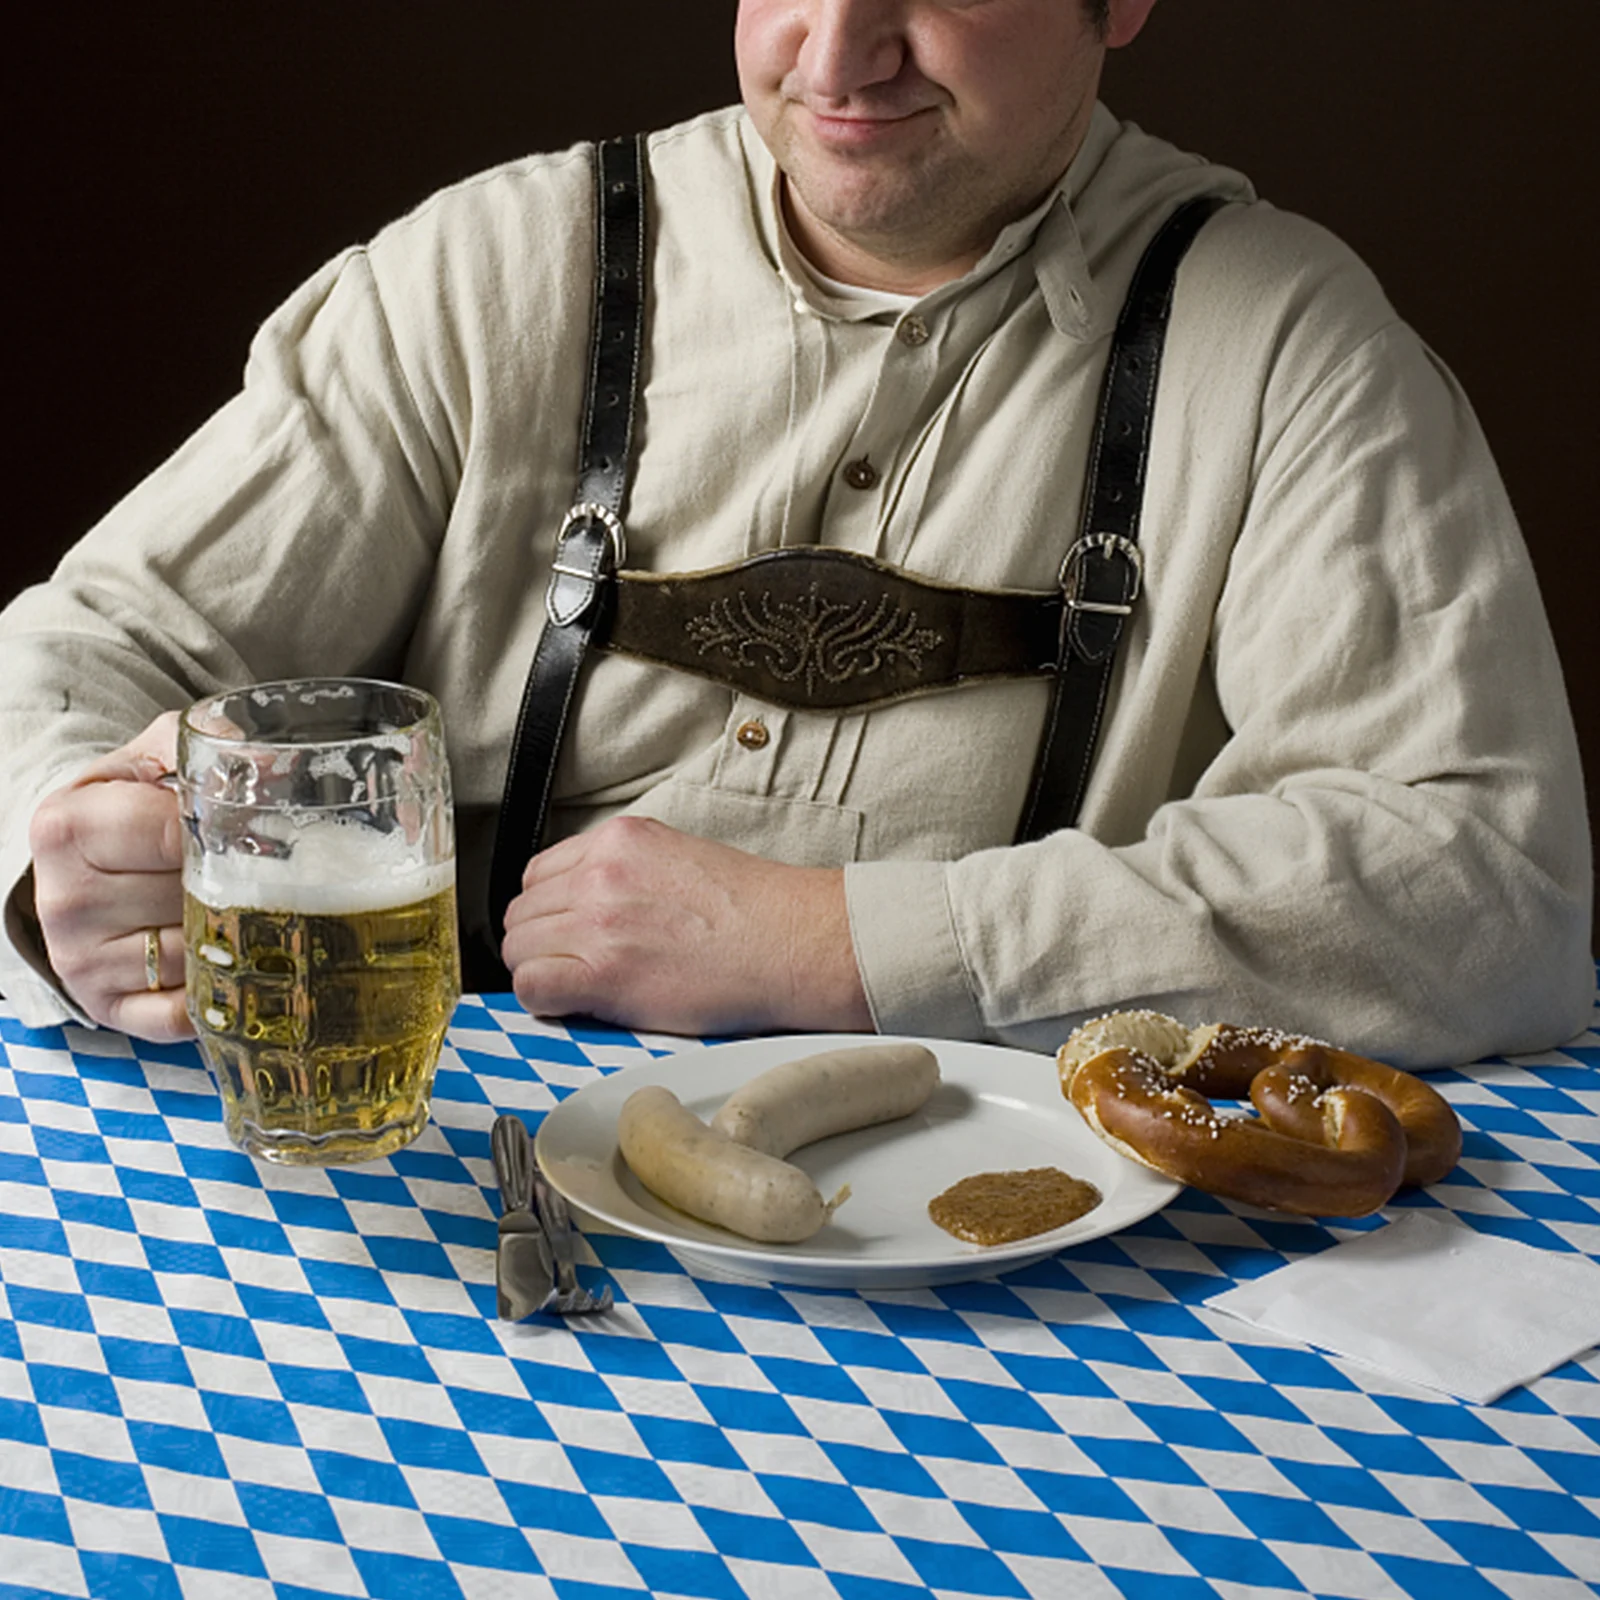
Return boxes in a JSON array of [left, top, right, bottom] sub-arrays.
[[781, 183, 985, 295]]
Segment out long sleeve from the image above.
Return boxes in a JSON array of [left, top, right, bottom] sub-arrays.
[[0, 247, 453, 1023], [847, 286, 1592, 1067]]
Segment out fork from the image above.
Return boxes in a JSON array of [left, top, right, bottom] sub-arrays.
[[531, 1143, 614, 1316], [490, 1114, 555, 1322]]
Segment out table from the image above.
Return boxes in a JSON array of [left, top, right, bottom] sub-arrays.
[[2, 978, 1598, 1600]]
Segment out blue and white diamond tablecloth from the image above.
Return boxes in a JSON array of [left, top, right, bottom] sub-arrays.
[[2, 978, 1598, 1600]]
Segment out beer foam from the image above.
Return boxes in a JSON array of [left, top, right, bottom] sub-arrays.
[[187, 819, 454, 914]]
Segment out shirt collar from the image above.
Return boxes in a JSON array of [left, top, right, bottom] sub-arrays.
[[1032, 101, 1119, 341]]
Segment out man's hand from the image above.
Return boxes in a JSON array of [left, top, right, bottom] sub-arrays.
[[28, 712, 192, 1041], [500, 816, 874, 1037]]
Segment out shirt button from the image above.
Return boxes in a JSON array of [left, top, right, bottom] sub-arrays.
[[842, 458, 879, 490], [735, 719, 770, 751], [896, 313, 930, 347]]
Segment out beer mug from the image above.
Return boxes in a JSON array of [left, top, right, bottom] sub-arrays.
[[177, 678, 461, 1164]]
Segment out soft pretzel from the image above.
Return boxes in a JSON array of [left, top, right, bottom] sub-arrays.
[[1056, 1011, 1461, 1217]]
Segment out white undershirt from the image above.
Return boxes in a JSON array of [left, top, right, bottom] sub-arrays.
[[793, 259, 922, 318]]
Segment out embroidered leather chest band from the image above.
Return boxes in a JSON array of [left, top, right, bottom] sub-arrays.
[[597, 548, 1061, 712]]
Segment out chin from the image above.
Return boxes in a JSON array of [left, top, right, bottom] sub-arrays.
[[791, 159, 940, 235]]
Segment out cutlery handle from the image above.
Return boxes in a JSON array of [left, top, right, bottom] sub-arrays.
[[491, 1114, 534, 1214], [531, 1149, 577, 1266]]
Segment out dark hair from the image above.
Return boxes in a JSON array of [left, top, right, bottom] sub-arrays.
[[1086, 0, 1110, 34]]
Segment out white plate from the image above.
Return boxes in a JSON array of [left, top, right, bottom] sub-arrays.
[[535, 1033, 1181, 1289]]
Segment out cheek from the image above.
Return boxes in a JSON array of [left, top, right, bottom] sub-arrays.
[[926, 16, 1097, 133], [734, 0, 795, 95]]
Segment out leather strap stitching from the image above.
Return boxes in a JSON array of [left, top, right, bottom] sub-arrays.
[[487, 135, 647, 943], [1017, 195, 1224, 841]]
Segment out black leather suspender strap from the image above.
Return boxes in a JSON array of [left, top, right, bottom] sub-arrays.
[[1015, 194, 1224, 843], [487, 134, 647, 941]]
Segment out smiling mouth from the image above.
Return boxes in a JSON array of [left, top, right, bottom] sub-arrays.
[[802, 105, 937, 147]]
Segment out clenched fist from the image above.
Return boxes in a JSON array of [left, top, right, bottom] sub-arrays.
[[500, 815, 873, 1037]]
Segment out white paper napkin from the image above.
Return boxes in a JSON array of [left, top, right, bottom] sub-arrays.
[[1205, 1210, 1600, 1405]]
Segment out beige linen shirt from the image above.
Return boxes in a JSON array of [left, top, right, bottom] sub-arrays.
[[0, 105, 1590, 1062]]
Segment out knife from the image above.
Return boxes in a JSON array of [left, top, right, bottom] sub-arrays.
[[491, 1113, 556, 1321]]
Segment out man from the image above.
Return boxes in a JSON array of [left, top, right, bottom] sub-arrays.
[[0, 1, 1591, 1062]]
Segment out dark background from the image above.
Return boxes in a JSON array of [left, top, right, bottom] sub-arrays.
[[7, 2, 1596, 947]]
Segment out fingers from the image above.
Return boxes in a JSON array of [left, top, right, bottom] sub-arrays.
[[501, 828, 674, 1023], [38, 919, 190, 1040], [110, 924, 190, 1042], [102, 986, 194, 1045], [501, 828, 625, 993], [31, 779, 184, 876], [502, 893, 608, 1019], [135, 924, 186, 991], [47, 914, 190, 1036], [509, 952, 602, 1021], [30, 784, 184, 926], [517, 828, 590, 893], [72, 710, 182, 788], [29, 711, 190, 1040]]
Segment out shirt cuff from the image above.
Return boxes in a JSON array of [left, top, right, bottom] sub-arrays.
[[844, 859, 986, 1039]]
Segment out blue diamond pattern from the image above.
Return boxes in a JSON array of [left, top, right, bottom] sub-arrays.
[[1, 976, 1597, 1600]]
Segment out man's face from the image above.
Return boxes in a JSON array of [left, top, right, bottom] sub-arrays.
[[736, 0, 1151, 291]]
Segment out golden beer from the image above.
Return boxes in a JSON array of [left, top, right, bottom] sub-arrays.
[[188, 876, 464, 1164], [185, 875, 460, 1164], [178, 678, 459, 1165]]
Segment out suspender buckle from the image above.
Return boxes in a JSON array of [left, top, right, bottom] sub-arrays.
[[1059, 532, 1143, 617], [547, 502, 627, 626], [554, 501, 627, 569]]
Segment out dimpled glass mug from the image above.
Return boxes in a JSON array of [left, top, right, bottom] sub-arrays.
[[178, 678, 461, 1164]]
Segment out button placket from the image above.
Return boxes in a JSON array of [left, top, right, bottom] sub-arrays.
[[824, 313, 940, 552]]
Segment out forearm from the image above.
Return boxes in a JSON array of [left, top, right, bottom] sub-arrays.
[[849, 766, 1593, 1067]]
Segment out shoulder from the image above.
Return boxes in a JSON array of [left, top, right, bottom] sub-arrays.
[[646, 103, 750, 171], [371, 106, 749, 260], [1157, 201, 1410, 455], [1083, 109, 1403, 371], [358, 106, 749, 303], [648, 106, 775, 270], [363, 137, 594, 297], [1184, 201, 1401, 363]]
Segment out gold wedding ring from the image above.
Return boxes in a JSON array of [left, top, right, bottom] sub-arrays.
[[144, 927, 163, 992]]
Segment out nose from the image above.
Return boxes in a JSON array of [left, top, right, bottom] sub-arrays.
[[796, 0, 907, 101]]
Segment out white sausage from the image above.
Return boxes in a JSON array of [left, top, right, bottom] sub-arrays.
[[710, 1042, 940, 1157], [618, 1085, 842, 1243]]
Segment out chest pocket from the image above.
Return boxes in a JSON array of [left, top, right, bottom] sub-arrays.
[[625, 779, 865, 870]]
